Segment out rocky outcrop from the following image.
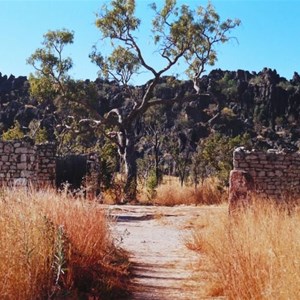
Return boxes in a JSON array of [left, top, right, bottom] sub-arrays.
[[0, 73, 31, 130], [1, 67, 300, 151]]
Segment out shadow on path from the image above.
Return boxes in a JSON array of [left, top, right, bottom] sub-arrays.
[[110, 205, 205, 300]]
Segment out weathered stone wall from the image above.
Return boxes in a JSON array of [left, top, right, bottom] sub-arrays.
[[231, 147, 300, 204], [0, 140, 100, 197], [86, 153, 100, 198], [36, 143, 57, 187], [0, 140, 56, 187]]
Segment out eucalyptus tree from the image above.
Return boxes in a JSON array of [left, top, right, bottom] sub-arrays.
[[27, 29, 75, 148], [27, 29, 74, 105], [27, 29, 100, 153], [84, 0, 240, 202]]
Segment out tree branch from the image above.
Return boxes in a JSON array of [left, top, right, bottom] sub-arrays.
[[79, 118, 123, 149]]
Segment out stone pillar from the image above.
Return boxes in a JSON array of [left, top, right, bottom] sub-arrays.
[[36, 143, 57, 188], [228, 170, 254, 213], [85, 153, 100, 199]]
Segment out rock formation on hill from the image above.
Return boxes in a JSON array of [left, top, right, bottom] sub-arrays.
[[1, 68, 300, 152]]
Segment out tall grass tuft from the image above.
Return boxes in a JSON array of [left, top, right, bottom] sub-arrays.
[[0, 191, 55, 299], [152, 177, 226, 206], [189, 200, 300, 299], [0, 188, 129, 299]]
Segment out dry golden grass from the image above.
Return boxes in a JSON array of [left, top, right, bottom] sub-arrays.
[[0, 191, 55, 299], [0, 188, 130, 300], [152, 177, 226, 206], [189, 200, 300, 299], [101, 176, 126, 204]]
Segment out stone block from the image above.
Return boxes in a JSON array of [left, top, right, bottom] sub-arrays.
[[17, 163, 27, 170], [9, 154, 18, 161], [15, 148, 28, 154], [259, 160, 268, 165], [20, 170, 32, 178], [245, 155, 257, 161], [20, 154, 27, 162], [264, 165, 274, 169], [239, 163, 249, 168], [4, 144, 14, 153], [250, 163, 262, 168], [257, 154, 267, 160]]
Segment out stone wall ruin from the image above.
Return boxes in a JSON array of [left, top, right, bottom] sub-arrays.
[[229, 147, 300, 209], [0, 141, 99, 196], [0, 140, 56, 187]]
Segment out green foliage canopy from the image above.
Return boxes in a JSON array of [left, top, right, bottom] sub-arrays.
[[2, 121, 25, 141], [27, 29, 74, 103], [192, 133, 251, 185], [92, 0, 240, 91]]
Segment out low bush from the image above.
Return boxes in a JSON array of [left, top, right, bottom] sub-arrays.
[[0, 188, 130, 299]]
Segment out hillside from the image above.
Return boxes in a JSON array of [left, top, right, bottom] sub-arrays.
[[1, 68, 299, 149]]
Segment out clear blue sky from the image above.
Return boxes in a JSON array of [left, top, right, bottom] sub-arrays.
[[1, 0, 299, 85]]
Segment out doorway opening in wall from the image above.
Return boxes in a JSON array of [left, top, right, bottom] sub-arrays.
[[55, 155, 88, 191]]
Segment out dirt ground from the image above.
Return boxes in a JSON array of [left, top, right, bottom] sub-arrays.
[[106, 205, 226, 300]]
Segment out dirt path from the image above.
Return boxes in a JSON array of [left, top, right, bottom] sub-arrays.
[[107, 205, 222, 300]]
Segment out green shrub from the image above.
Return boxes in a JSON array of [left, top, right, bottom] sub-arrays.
[[2, 121, 24, 141], [191, 133, 251, 185]]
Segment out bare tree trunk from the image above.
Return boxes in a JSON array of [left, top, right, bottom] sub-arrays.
[[122, 129, 137, 202], [154, 132, 161, 186], [180, 175, 185, 187]]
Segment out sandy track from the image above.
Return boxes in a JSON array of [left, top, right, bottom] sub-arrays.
[[107, 205, 221, 300]]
